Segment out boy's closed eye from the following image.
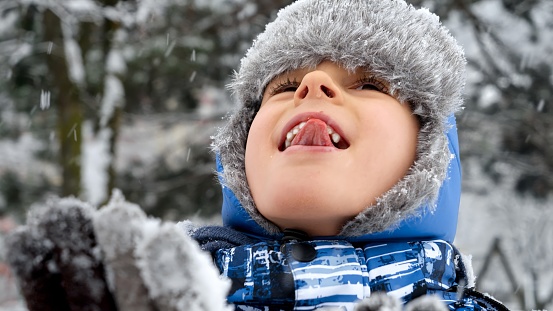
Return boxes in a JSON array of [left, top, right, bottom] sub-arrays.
[[266, 73, 390, 98], [353, 75, 389, 94], [269, 78, 301, 96]]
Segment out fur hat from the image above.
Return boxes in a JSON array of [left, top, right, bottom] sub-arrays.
[[213, 0, 465, 237]]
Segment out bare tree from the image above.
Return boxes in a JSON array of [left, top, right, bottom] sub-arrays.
[[477, 195, 553, 310]]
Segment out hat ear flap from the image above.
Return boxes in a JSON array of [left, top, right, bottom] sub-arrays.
[[216, 154, 280, 238]]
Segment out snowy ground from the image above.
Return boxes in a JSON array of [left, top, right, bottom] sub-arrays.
[[0, 258, 24, 310], [0, 283, 24, 311], [0, 215, 22, 310]]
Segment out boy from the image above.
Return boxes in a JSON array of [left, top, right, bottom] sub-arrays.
[[6, 0, 509, 310], [196, 0, 507, 309]]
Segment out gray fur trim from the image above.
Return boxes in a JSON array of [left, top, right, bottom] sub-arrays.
[[457, 252, 476, 289], [213, 0, 465, 236]]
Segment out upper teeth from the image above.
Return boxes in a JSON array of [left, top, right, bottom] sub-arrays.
[[284, 121, 342, 149]]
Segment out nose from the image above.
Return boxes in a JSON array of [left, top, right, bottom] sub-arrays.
[[294, 70, 342, 105]]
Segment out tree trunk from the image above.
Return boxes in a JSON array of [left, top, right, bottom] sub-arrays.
[[43, 9, 82, 197]]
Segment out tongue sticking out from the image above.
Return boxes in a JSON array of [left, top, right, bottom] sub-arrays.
[[290, 119, 334, 147]]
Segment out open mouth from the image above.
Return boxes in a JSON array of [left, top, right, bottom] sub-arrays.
[[279, 118, 350, 151]]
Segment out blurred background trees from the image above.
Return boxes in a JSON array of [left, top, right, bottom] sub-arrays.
[[0, 0, 551, 309], [0, 0, 294, 220]]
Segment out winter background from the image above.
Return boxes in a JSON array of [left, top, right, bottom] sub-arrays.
[[0, 0, 551, 310]]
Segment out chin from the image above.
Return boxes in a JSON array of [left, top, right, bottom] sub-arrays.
[[255, 188, 359, 236], [263, 212, 346, 237]]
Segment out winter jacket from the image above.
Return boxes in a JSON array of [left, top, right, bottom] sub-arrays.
[[193, 226, 507, 311]]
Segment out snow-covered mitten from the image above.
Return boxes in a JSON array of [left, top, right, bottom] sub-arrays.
[[28, 198, 118, 311], [135, 221, 231, 311], [7, 193, 230, 311], [93, 191, 158, 311], [6, 226, 70, 311], [355, 292, 401, 311], [356, 293, 448, 311]]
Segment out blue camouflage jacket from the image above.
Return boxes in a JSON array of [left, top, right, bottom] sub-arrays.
[[193, 117, 508, 310], [193, 227, 507, 311]]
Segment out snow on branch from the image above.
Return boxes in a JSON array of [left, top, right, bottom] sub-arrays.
[[99, 29, 126, 128], [61, 22, 85, 86], [17, 0, 186, 30], [20, 0, 104, 23]]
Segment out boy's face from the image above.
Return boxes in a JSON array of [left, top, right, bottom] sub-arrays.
[[245, 61, 419, 236]]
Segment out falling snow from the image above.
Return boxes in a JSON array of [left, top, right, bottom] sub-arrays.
[[39, 90, 50, 110]]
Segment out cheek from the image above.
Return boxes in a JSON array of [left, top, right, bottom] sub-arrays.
[[356, 104, 419, 183], [394, 108, 419, 160], [245, 120, 264, 180], [362, 103, 418, 149], [244, 108, 279, 195], [248, 105, 279, 139], [245, 110, 275, 159]]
